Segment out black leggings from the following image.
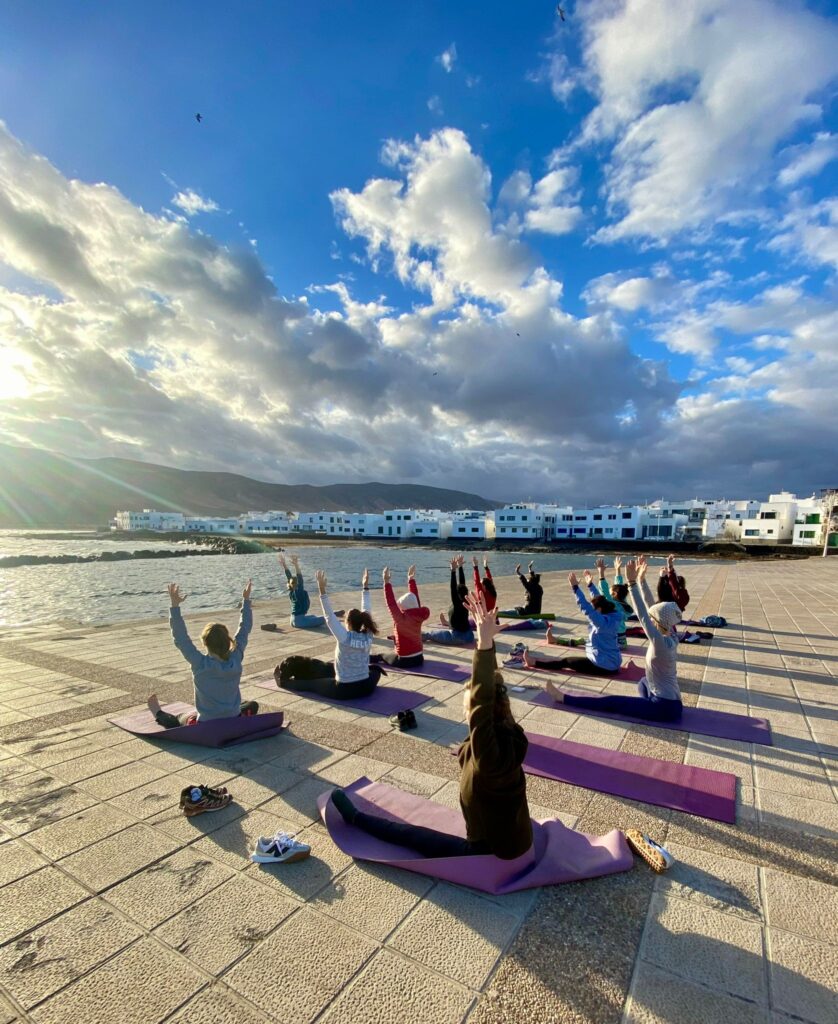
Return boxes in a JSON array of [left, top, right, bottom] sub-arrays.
[[564, 688, 683, 722], [155, 700, 259, 729], [350, 808, 490, 857], [532, 654, 617, 677], [275, 657, 383, 700], [379, 651, 424, 668]]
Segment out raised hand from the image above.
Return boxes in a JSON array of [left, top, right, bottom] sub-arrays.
[[407, 564, 416, 579], [315, 570, 328, 595], [667, 554, 675, 571], [278, 553, 287, 569], [242, 579, 253, 601], [528, 560, 535, 573], [583, 569, 594, 586], [290, 553, 300, 567], [382, 566, 392, 584], [362, 568, 369, 589], [595, 557, 606, 575], [464, 591, 502, 651], [449, 557, 458, 571], [167, 583, 186, 607], [472, 555, 478, 568], [568, 571, 579, 588], [515, 563, 522, 575], [625, 559, 638, 584], [483, 556, 490, 570], [614, 554, 623, 572]]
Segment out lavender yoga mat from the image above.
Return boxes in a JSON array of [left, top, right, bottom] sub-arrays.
[[529, 690, 772, 745], [523, 732, 737, 822], [388, 658, 472, 683], [252, 677, 431, 714], [318, 777, 633, 894], [536, 640, 647, 657], [508, 659, 646, 683], [108, 703, 286, 748]]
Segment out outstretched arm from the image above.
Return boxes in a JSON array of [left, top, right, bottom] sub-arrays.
[[316, 570, 348, 642], [234, 580, 253, 654], [463, 593, 514, 774], [407, 564, 420, 603], [167, 584, 203, 668], [625, 560, 664, 642], [568, 572, 610, 627], [382, 568, 403, 623]]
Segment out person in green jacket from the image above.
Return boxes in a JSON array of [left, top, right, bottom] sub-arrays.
[[331, 591, 533, 860]]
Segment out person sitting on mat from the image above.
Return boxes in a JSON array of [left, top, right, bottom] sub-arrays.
[[472, 555, 497, 613], [274, 569, 383, 699], [657, 554, 690, 612], [497, 561, 543, 617], [424, 555, 476, 646], [278, 553, 326, 629], [594, 556, 629, 646], [331, 590, 533, 860], [523, 570, 621, 676], [148, 581, 258, 728], [381, 564, 430, 667], [542, 558, 683, 723]]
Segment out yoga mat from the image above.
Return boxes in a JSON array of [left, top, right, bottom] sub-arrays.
[[109, 704, 286, 748], [508, 659, 646, 683], [318, 777, 633, 894], [536, 640, 647, 657], [252, 677, 430, 715], [387, 658, 472, 683], [528, 691, 772, 745], [523, 732, 736, 823], [499, 620, 546, 632], [497, 612, 557, 620]]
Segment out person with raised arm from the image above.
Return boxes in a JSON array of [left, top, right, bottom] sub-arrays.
[[541, 558, 683, 722], [523, 569, 622, 675], [657, 554, 690, 612], [278, 553, 327, 629], [497, 561, 543, 617], [423, 555, 475, 646], [381, 563, 430, 667], [330, 591, 533, 859], [274, 569, 383, 699], [147, 580, 258, 728], [472, 554, 498, 612]]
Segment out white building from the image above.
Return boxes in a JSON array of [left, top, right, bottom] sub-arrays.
[[553, 505, 641, 541], [114, 509, 185, 531], [741, 492, 807, 544], [494, 503, 553, 541], [238, 511, 294, 534], [183, 516, 239, 533], [448, 510, 490, 540]]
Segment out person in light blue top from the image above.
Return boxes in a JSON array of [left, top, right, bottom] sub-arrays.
[[147, 580, 257, 727], [279, 553, 327, 629], [523, 570, 622, 676]]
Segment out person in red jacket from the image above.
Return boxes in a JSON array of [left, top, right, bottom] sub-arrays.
[[657, 554, 689, 612], [473, 555, 497, 612], [381, 564, 430, 667]]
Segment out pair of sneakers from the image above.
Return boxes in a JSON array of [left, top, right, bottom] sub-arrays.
[[503, 642, 527, 667], [390, 709, 417, 731], [250, 830, 311, 864], [179, 784, 232, 817]]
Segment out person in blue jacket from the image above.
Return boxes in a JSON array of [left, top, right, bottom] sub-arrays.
[[279, 553, 327, 629]]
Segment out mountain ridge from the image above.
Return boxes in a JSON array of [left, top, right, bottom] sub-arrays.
[[0, 443, 504, 527]]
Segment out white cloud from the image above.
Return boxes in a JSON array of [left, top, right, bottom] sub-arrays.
[[770, 198, 838, 271], [171, 189, 219, 216], [427, 95, 443, 115], [574, 0, 838, 242], [778, 132, 838, 187], [437, 43, 457, 73]]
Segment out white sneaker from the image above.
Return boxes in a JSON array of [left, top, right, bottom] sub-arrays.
[[250, 831, 311, 864]]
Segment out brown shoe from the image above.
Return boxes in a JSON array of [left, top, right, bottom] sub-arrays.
[[180, 784, 233, 817], [625, 830, 673, 873]]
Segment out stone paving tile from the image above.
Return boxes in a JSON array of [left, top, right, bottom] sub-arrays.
[[243, 820, 353, 902], [762, 869, 838, 944], [0, 867, 89, 945], [389, 882, 521, 989], [155, 874, 297, 975], [0, 898, 141, 1009], [104, 848, 235, 928], [758, 789, 836, 838], [624, 962, 770, 1024], [653, 842, 762, 921], [640, 893, 767, 1004], [29, 937, 205, 1024], [167, 987, 268, 1024], [60, 822, 180, 891], [75, 758, 169, 799], [26, 802, 136, 860], [319, 949, 474, 1024], [767, 930, 837, 1024], [0, 840, 51, 887], [0, 777, 96, 836], [224, 908, 377, 1023]]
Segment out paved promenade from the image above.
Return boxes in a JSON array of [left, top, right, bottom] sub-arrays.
[[1, 559, 836, 1024]]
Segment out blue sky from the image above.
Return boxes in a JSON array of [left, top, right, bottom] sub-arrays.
[[1, 0, 837, 503]]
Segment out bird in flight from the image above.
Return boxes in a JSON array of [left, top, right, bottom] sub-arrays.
[[557, 5, 566, 21], [195, 113, 203, 123]]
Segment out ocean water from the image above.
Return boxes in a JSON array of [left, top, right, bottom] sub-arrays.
[[0, 533, 701, 628]]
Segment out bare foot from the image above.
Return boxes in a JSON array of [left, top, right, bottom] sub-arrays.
[[544, 680, 565, 704], [522, 649, 536, 669], [147, 693, 162, 716], [439, 611, 449, 626], [545, 624, 554, 645]]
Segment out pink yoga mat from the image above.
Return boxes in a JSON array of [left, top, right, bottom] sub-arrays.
[[523, 732, 737, 822], [507, 659, 646, 683], [528, 691, 772, 745], [252, 677, 430, 715], [108, 704, 286, 748], [318, 778, 633, 894]]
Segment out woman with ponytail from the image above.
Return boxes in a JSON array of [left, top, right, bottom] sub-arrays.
[[274, 569, 383, 699]]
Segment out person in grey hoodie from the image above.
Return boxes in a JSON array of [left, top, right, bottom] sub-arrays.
[[147, 580, 257, 727]]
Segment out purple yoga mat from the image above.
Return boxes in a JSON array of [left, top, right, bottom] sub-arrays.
[[388, 658, 472, 683], [108, 703, 286, 748], [528, 691, 772, 745], [535, 640, 647, 657], [318, 778, 633, 894], [252, 677, 431, 714], [523, 732, 736, 822], [508, 659, 646, 683]]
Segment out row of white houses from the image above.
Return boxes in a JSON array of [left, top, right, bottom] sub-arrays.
[[113, 490, 838, 548]]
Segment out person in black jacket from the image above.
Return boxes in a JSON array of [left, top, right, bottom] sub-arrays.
[[331, 591, 533, 859], [422, 555, 475, 646], [498, 561, 543, 617]]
